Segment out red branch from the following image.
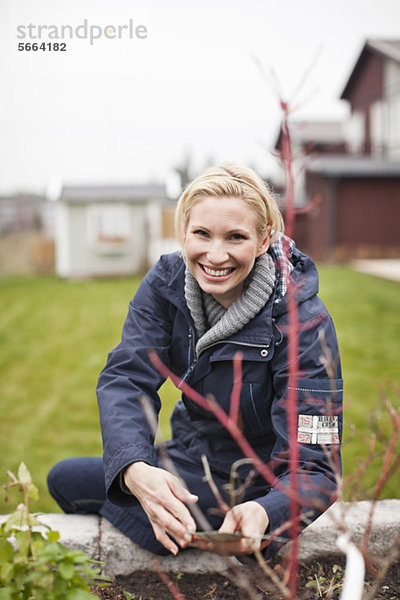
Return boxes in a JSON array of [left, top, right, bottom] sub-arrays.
[[361, 400, 400, 553], [278, 193, 322, 215], [280, 104, 295, 241], [279, 101, 300, 600], [285, 280, 300, 596], [153, 560, 186, 600], [276, 312, 328, 334], [229, 351, 243, 424]]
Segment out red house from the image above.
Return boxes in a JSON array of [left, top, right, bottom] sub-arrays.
[[275, 40, 400, 261]]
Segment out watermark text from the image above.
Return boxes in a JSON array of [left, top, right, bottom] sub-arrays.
[[17, 19, 148, 46]]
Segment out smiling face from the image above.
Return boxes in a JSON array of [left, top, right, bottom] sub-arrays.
[[184, 196, 270, 308]]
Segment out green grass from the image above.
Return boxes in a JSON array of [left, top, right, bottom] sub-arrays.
[[0, 267, 398, 513], [318, 266, 400, 498]]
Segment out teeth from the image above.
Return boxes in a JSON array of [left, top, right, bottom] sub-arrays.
[[203, 266, 232, 277]]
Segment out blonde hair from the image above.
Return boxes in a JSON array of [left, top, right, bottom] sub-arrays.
[[175, 162, 284, 245]]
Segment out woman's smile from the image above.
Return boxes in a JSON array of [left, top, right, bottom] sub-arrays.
[[200, 264, 236, 279]]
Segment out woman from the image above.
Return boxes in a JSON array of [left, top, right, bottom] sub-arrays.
[[48, 163, 343, 559]]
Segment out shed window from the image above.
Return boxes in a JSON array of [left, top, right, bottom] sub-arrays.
[[87, 204, 130, 248]]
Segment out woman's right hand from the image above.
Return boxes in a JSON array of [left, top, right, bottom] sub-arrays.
[[124, 461, 198, 555]]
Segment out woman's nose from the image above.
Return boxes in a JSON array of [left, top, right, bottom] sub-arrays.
[[206, 241, 229, 264]]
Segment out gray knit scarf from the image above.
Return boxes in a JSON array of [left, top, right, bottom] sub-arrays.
[[185, 252, 276, 357]]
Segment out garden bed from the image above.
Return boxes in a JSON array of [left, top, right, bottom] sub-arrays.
[[92, 556, 400, 600]]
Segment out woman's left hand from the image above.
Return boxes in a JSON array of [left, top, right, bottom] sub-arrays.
[[189, 501, 269, 556]]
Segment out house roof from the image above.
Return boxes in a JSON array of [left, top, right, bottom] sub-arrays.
[[341, 39, 400, 100], [60, 184, 168, 204], [367, 39, 400, 62], [307, 156, 400, 178]]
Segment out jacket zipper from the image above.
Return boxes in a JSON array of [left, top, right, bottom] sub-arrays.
[[177, 324, 197, 388], [204, 340, 271, 351], [179, 337, 270, 388], [198, 338, 271, 358]]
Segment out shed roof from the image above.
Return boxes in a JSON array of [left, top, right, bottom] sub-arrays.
[[60, 184, 168, 204], [341, 39, 400, 100], [307, 156, 400, 178]]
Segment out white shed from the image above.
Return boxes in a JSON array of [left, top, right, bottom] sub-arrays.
[[55, 183, 174, 278]]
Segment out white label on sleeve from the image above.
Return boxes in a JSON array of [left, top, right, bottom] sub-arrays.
[[297, 415, 339, 444]]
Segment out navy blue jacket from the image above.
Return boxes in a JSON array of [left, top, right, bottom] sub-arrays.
[[97, 248, 343, 555]]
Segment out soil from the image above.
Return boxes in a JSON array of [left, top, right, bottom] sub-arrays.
[[92, 555, 400, 600]]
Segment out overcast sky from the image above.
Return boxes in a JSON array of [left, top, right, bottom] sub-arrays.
[[1, 0, 399, 195]]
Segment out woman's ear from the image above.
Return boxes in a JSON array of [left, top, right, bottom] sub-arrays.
[[256, 232, 271, 257]]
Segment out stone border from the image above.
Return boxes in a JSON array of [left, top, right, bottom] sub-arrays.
[[2, 500, 400, 576]]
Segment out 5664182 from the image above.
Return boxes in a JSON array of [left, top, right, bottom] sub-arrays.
[[18, 42, 67, 51]]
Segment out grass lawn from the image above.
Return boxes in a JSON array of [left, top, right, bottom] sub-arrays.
[[0, 267, 399, 513], [318, 266, 400, 499]]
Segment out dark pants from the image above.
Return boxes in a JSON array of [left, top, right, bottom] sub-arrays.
[[48, 457, 106, 515]]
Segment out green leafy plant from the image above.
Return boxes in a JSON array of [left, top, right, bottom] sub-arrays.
[[304, 564, 345, 599], [0, 462, 109, 599]]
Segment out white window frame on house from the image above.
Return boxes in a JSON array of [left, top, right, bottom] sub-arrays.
[[344, 111, 365, 154], [86, 203, 131, 254], [370, 99, 387, 157], [388, 95, 400, 158]]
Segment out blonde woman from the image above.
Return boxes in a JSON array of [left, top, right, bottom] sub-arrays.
[[48, 163, 343, 560]]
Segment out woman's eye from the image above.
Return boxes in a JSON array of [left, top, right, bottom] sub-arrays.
[[230, 233, 246, 241], [194, 229, 208, 237]]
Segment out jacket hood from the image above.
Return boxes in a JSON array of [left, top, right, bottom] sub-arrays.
[[272, 246, 320, 317]]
